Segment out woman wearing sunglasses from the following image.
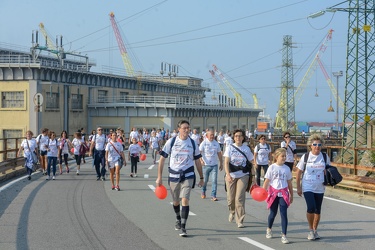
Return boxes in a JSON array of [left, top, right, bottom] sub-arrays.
[[280, 132, 297, 172], [295, 133, 330, 241]]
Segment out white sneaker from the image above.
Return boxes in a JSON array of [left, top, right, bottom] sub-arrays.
[[237, 223, 244, 228], [314, 231, 321, 239], [308, 230, 316, 240], [52, 176, 55, 180], [281, 235, 289, 244], [266, 229, 273, 239], [76, 170, 80, 175]]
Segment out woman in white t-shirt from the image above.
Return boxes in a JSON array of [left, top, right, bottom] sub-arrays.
[[224, 129, 255, 229], [58, 130, 73, 174], [46, 131, 59, 180], [254, 134, 272, 186], [106, 132, 126, 191], [263, 148, 293, 244], [72, 132, 85, 175], [128, 138, 142, 177], [17, 130, 37, 180], [295, 133, 329, 241]]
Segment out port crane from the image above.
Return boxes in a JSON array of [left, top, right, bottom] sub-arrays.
[[109, 12, 135, 77], [211, 64, 258, 108]]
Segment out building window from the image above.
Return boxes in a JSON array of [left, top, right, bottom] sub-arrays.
[[3, 129, 22, 159], [98, 90, 107, 103], [71, 94, 83, 109], [1, 91, 24, 108], [46, 92, 59, 109]]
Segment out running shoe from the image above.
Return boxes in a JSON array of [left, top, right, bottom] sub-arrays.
[[281, 235, 289, 244], [115, 185, 120, 191], [46, 175, 50, 180], [27, 176, 31, 180], [130, 173, 133, 178], [112, 185, 115, 190], [308, 230, 316, 240], [266, 229, 273, 239], [314, 231, 321, 239], [76, 170, 80, 175], [101, 177, 105, 181], [201, 192, 206, 199], [96, 177, 100, 181], [179, 229, 187, 237], [175, 220, 181, 230], [134, 174, 137, 177], [211, 197, 218, 201], [237, 223, 244, 228], [52, 176, 55, 180]]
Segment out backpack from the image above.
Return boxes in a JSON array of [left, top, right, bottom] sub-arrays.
[[169, 136, 196, 153], [256, 143, 270, 151], [303, 152, 342, 186]]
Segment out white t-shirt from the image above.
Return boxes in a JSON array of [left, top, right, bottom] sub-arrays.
[[105, 141, 123, 162], [36, 134, 49, 151], [190, 133, 200, 146], [150, 136, 160, 149], [58, 138, 70, 154], [129, 131, 139, 141], [72, 138, 84, 155], [281, 140, 297, 163], [224, 144, 254, 179], [254, 143, 271, 165], [21, 139, 37, 157], [296, 152, 330, 193], [217, 135, 224, 144], [224, 137, 233, 147], [93, 134, 106, 151], [199, 139, 221, 166], [47, 138, 59, 157], [161, 136, 200, 175], [129, 143, 142, 157], [264, 163, 292, 190]]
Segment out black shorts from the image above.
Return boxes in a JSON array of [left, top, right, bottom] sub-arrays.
[[40, 150, 47, 156]]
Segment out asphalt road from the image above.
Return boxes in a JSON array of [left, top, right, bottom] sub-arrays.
[[1, 155, 375, 250]]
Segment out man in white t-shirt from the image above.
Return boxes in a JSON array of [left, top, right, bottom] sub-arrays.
[[156, 120, 203, 237], [89, 127, 107, 181], [199, 130, 223, 201]]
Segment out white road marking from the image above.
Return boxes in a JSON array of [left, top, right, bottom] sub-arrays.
[[148, 165, 155, 170], [238, 237, 275, 250]]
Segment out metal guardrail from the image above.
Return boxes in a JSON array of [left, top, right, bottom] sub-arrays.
[[88, 95, 261, 109]]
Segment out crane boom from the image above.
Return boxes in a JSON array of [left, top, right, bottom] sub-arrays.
[[109, 12, 134, 77], [317, 57, 345, 108], [39, 23, 57, 52], [212, 64, 249, 108], [294, 29, 334, 105]]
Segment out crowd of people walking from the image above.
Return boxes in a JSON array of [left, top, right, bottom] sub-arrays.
[[17, 123, 329, 244]]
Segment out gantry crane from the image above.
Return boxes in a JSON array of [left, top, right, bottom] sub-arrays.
[[209, 69, 233, 106], [109, 12, 135, 77]]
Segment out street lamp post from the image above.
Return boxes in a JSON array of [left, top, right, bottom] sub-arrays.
[[332, 71, 343, 135]]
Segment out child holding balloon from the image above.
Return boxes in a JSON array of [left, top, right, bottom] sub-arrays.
[[262, 148, 293, 244]]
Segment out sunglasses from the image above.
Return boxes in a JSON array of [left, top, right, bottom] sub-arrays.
[[312, 143, 322, 147], [97, 129, 102, 131]]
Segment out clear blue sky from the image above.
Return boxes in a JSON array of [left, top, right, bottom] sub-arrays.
[[1, 0, 349, 123]]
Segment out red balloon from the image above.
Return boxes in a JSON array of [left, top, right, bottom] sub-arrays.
[[155, 185, 168, 200], [138, 141, 143, 147], [140, 154, 146, 161], [251, 187, 268, 202], [70, 148, 74, 154], [250, 184, 259, 194]]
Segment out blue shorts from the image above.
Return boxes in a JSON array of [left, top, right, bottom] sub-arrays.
[[303, 192, 324, 214]]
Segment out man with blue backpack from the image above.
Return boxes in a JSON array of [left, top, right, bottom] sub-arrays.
[[156, 120, 204, 237]]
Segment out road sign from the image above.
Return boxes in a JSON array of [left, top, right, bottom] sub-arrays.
[[33, 93, 43, 106]]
